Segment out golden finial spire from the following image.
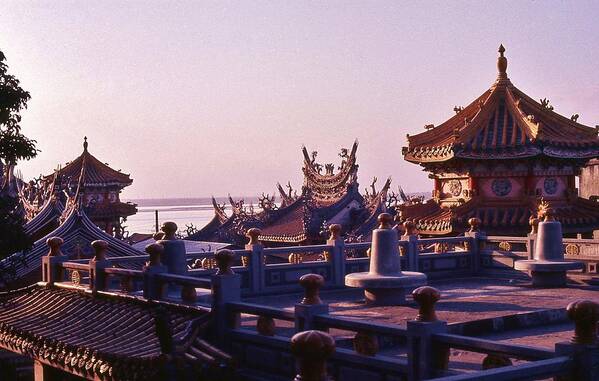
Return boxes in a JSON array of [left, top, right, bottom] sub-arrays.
[[83, 136, 88, 152], [497, 44, 508, 80]]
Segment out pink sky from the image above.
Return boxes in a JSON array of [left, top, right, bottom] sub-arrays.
[[1, 1, 598, 199]]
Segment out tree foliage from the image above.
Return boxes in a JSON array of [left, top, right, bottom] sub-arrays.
[[0, 50, 37, 258]]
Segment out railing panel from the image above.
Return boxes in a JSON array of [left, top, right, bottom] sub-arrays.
[[433, 333, 554, 361], [433, 356, 571, 381]]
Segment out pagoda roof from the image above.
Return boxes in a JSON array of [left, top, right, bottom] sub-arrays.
[[405, 197, 599, 235], [0, 207, 143, 285], [45, 137, 132, 187], [0, 285, 229, 379], [404, 46, 599, 164]]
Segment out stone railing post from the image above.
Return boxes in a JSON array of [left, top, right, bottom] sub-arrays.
[[290, 330, 335, 381], [41, 237, 68, 285], [527, 217, 538, 260], [157, 222, 187, 275], [326, 224, 345, 286], [142, 243, 167, 300], [211, 249, 241, 347], [555, 300, 599, 380], [464, 217, 484, 274], [295, 274, 329, 332], [245, 228, 264, 294], [89, 240, 110, 293], [401, 221, 419, 271], [407, 286, 448, 381]]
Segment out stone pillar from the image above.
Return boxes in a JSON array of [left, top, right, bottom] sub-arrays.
[[41, 237, 68, 285], [407, 286, 448, 381], [290, 330, 335, 381], [401, 221, 419, 271], [211, 249, 241, 347], [142, 243, 167, 300], [157, 222, 187, 275], [295, 274, 328, 332], [555, 300, 599, 381], [89, 240, 110, 293], [245, 228, 264, 294], [346, 214, 426, 305], [326, 224, 345, 286], [464, 217, 484, 274]]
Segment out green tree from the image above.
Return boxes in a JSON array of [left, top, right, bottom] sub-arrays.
[[0, 50, 37, 258]]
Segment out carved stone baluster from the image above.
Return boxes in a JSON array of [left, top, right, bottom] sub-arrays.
[[290, 330, 335, 381]]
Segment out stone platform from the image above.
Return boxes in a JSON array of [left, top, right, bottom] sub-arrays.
[[245, 277, 599, 329]]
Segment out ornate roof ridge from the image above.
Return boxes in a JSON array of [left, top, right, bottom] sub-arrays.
[[302, 140, 359, 204]]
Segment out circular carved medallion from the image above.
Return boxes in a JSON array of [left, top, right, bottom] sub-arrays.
[[71, 270, 81, 286], [544, 178, 559, 195], [565, 244, 580, 256], [448, 180, 462, 197], [491, 179, 512, 197]]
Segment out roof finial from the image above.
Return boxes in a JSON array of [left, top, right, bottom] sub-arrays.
[[83, 136, 88, 152], [497, 44, 508, 79]]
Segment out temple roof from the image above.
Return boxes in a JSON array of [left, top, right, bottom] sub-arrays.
[[302, 140, 359, 206], [259, 199, 308, 243], [45, 137, 132, 187], [23, 196, 64, 239], [403, 197, 599, 235], [404, 46, 599, 164], [0, 285, 228, 379], [0, 207, 143, 286]]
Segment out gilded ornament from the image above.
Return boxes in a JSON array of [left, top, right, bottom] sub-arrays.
[[71, 270, 81, 286]]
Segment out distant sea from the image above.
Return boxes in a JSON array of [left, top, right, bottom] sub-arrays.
[[124, 197, 258, 235], [124, 192, 428, 236]]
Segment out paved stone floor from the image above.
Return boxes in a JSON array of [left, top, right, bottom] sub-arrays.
[[246, 277, 599, 327], [242, 276, 596, 375]]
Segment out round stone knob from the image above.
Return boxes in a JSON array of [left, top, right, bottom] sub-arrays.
[[566, 300, 599, 344], [257, 315, 275, 336], [46, 237, 64, 256], [413, 286, 441, 322], [529, 217, 539, 234], [145, 243, 164, 266], [328, 224, 341, 240], [468, 217, 481, 232], [215, 249, 235, 275], [245, 228, 261, 245], [353, 331, 378, 356], [299, 274, 324, 305], [290, 330, 335, 381], [160, 222, 178, 240], [377, 213, 393, 229], [91, 240, 108, 261], [403, 220, 416, 236]]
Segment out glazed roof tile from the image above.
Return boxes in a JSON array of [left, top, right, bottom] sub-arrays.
[[0, 285, 223, 379]]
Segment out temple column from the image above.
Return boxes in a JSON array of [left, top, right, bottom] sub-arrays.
[[33, 361, 59, 381]]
